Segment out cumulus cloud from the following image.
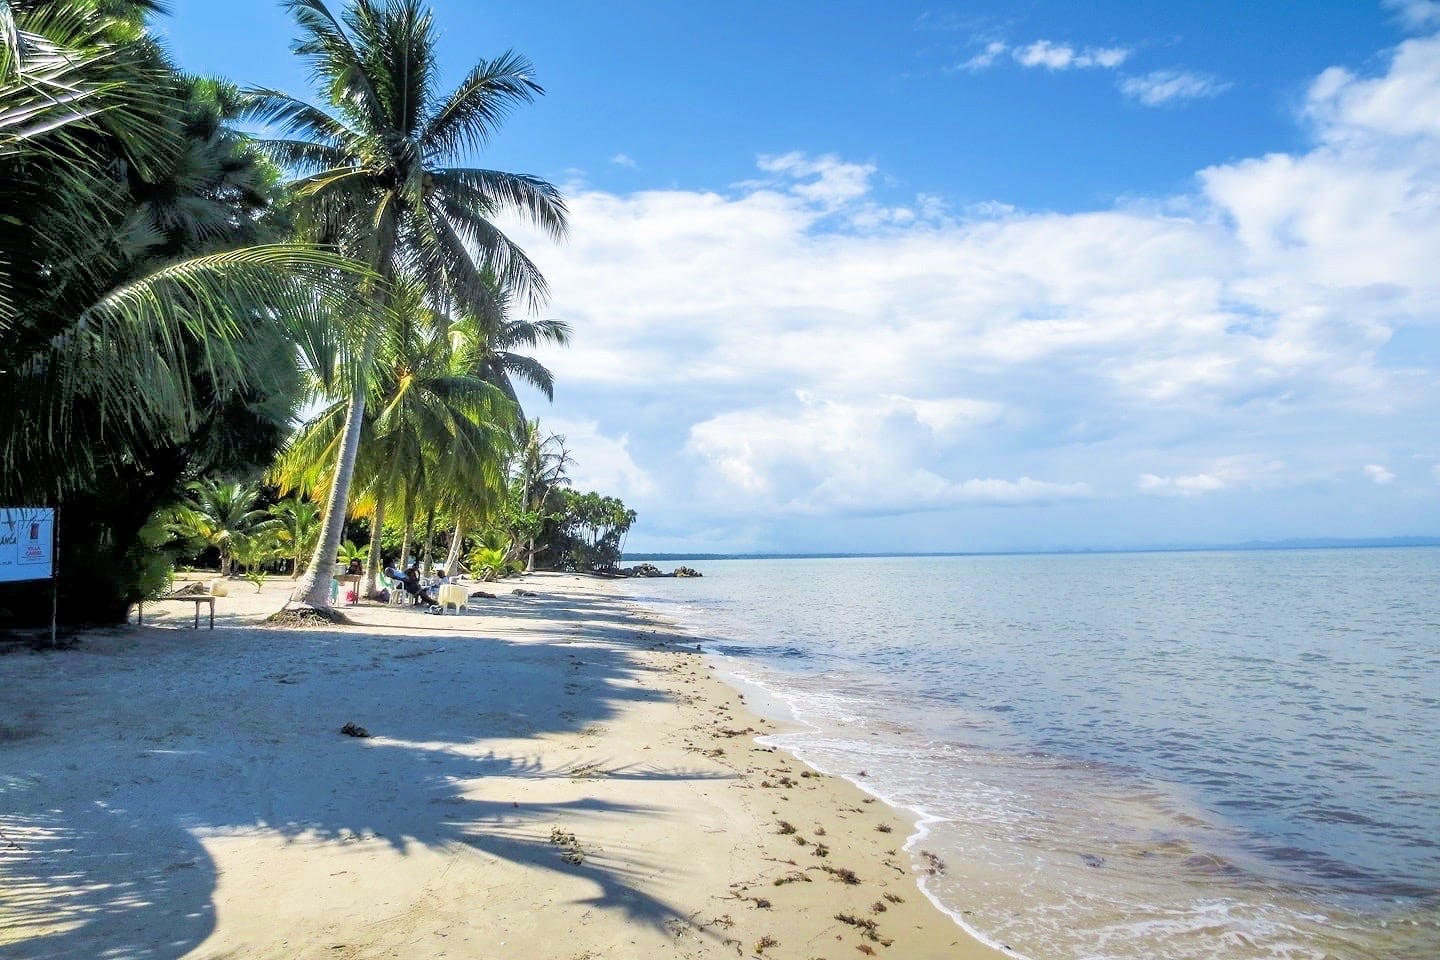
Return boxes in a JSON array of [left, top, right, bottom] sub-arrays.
[[1120, 70, 1231, 105], [544, 418, 656, 500], [507, 33, 1440, 545], [1364, 464, 1397, 484], [754, 152, 876, 209], [682, 391, 1053, 516], [609, 153, 636, 168]]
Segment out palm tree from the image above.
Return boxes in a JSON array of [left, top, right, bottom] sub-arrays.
[[0, 1, 377, 623], [271, 497, 322, 577], [274, 282, 518, 595], [173, 479, 279, 577], [512, 422, 572, 572], [248, 0, 567, 610]]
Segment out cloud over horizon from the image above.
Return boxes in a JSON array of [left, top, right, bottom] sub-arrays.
[[509, 32, 1440, 552]]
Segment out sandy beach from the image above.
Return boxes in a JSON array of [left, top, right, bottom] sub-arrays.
[[0, 573, 1007, 960]]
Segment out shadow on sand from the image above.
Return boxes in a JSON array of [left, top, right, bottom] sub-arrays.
[[0, 588, 723, 959]]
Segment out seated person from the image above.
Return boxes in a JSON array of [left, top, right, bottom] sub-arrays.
[[346, 558, 363, 576], [402, 564, 438, 607]]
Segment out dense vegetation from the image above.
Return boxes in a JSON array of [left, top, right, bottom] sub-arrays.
[[0, 0, 632, 627]]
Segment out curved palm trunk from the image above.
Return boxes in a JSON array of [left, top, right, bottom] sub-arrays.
[[363, 493, 387, 597], [290, 377, 369, 607]]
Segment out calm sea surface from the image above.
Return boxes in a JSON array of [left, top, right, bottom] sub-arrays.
[[617, 549, 1440, 960]]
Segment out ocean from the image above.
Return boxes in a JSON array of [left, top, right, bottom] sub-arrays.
[[616, 548, 1440, 960]]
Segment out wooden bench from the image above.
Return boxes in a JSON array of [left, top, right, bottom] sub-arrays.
[[135, 593, 216, 629]]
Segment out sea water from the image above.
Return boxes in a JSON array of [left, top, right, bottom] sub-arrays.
[[617, 549, 1440, 960]]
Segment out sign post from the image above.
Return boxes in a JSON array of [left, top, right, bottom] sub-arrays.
[[1, 507, 57, 644]]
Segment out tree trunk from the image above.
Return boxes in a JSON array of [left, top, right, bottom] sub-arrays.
[[444, 520, 464, 576], [525, 534, 535, 573], [399, 490, 414, 571], [420, 504, 436, 573], [363, 492, 387, 597], [290, 338, 376, 608]]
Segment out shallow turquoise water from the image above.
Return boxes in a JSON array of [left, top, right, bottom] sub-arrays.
[[620, 548, 1440, 960]]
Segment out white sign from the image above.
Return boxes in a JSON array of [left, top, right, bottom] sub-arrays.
[[0, 507, 55, 582]]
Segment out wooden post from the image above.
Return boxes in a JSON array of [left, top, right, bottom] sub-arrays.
[[49, 507, 59, 648]]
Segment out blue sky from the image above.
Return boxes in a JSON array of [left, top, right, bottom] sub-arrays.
[[162, 1, 1440, 553]]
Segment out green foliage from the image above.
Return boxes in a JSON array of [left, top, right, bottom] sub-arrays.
[[0, 2, 374, 624], [336, 539, 368, 566], [271, 497, 322, 576]]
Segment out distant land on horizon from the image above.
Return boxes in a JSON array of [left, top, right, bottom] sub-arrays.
[[624, 536, 1440, 562]]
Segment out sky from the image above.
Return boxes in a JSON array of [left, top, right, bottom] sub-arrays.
[[161, 1, 1440, 553]]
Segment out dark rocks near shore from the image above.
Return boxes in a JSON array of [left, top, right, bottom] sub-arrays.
[[617, 563, 703, 578]]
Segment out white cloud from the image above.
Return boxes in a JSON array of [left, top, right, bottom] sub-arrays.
[[1120, 70, 1231, 105], [1012, 40, 1131, 70], [955, 40, 1008, 72], [544, 418, 655, 500], [754, 152, 876, 209], [681, 392, 1088, 515], [1364, 464, 1397, 484], [1137, 472, 1228, 497], [503, 33, 1440, 545], [1383, 0, 1440, 29], [1136, 457, 1286, 497], [609, 153, 636, 168]]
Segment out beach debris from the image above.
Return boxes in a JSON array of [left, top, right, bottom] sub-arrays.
[[772, 870, 811, 886], [340, 722, 369, 738], [822, 864, 861, 885], [874, 822, 893, 833], [814, 825, 827, 836], [835, 913, 881, 940], [754, 934, 779, 952], [716, 726, 755, 738], [919, 850, 946, 876], [1080, 853, 1106, 868], [882, 892, 904, 904], [812, 843, 830, 858], [858, 769, 868, 777], [870, 900, 887, 913], [776, 820, 797, 835], [673, 566, 702, 577], [857, 946, 876, 956], [793, 835, 809, 846], [549, 826, 584, 864], [511, 588, 538, 597], [468, 590, 495, 599]]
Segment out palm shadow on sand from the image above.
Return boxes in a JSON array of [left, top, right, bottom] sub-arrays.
[[0, 591, 729, 959]]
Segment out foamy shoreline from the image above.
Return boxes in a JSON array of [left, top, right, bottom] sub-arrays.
[[0, 571, 1007, 959]]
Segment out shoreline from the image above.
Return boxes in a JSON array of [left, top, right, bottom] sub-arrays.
[[0, 572, 1008, 959]]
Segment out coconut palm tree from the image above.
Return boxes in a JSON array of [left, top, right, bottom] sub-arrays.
[[248, 0, 567, 610], [173, 478, 279, 577], [0, 1, 377, 624], [274, 282, 517, 596], [271, 497, 322, 577]]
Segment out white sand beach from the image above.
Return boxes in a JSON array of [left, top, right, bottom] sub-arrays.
[[0, 573, 1008, 959]]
